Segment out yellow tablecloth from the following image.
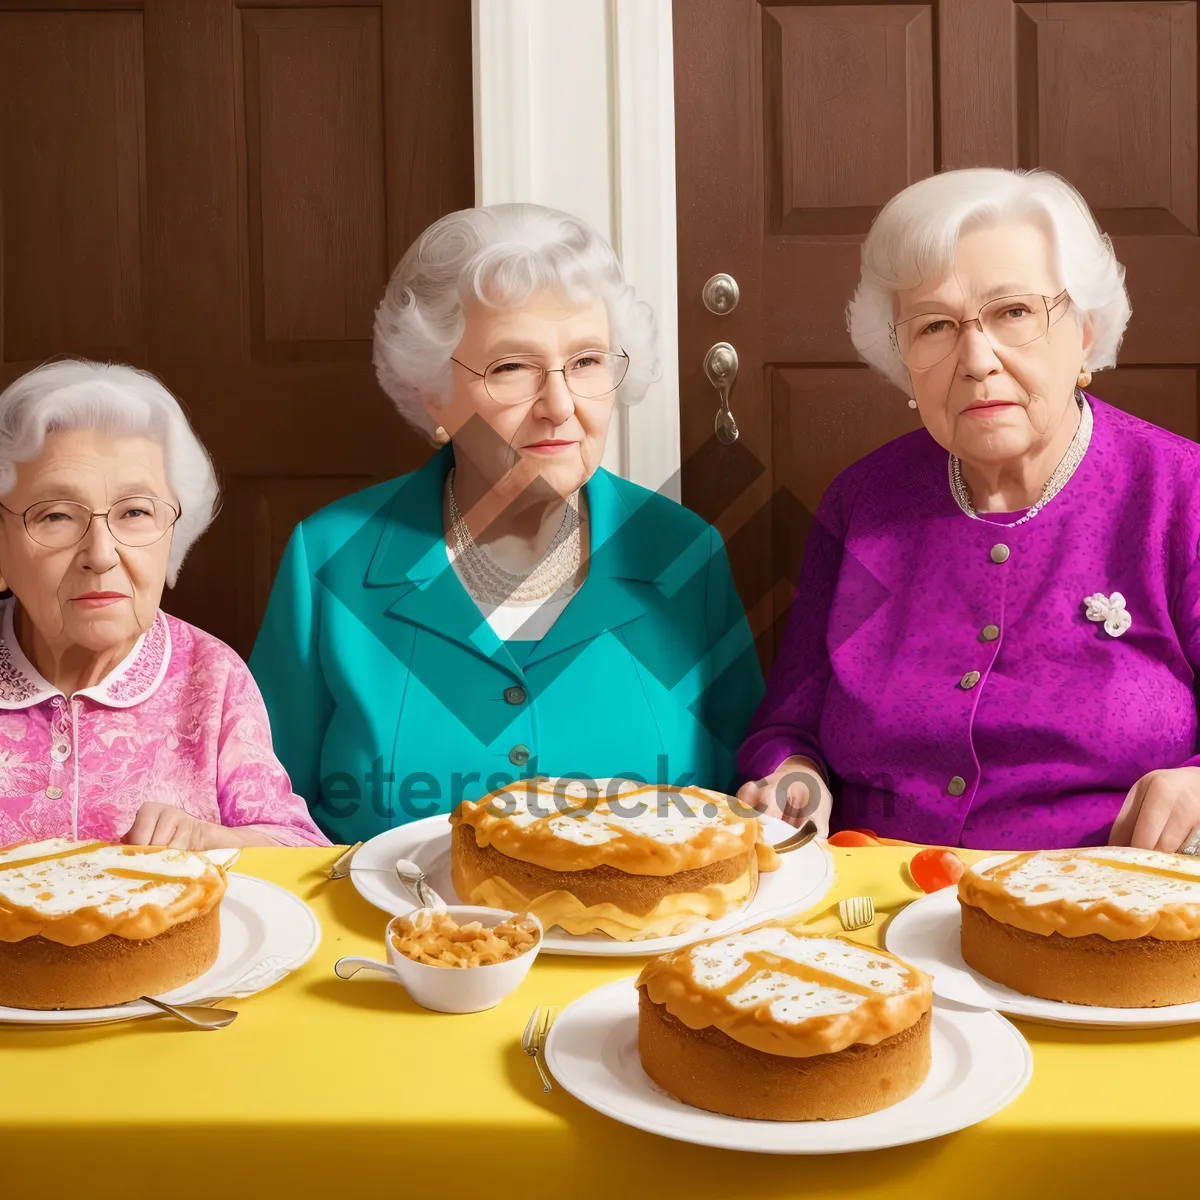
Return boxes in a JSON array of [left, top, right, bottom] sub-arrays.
[[2, 846, 1196, 1200]]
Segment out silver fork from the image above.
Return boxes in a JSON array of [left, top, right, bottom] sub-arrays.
[[522, 1005, 559, 1092]]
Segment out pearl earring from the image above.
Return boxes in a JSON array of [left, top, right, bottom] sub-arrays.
[[1077, 370, 1092, 389], [433, 426, 450, 445], [907, 398, 917, 409]]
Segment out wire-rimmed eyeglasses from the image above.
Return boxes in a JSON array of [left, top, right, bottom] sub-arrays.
[[451, 349, 630, 404], [892, 291, 1072, 371], [0, 496, 182, 549]]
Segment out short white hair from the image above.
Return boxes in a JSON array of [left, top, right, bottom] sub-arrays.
[[847, 168, 1132, 396], [0, 359, 220, 587], [373, 203, 659, 437]]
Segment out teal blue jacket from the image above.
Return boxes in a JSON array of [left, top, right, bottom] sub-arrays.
[[248, 448, 763, 844]]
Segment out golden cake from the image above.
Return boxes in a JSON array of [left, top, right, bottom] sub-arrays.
[[637, 924, 933, 1120], [449, 778, 781, 940], [958, 846, 1200, 1007], [0, 839, 226, 1010]]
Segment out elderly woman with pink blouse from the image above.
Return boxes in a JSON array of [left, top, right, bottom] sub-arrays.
[[0, 359, 328, 850]]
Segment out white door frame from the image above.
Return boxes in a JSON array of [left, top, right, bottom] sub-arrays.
[[472, 0, 681, 498]]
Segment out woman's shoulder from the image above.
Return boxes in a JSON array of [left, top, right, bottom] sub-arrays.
[[597, 469, 713, 538], [290, 454, 446, 557], [1091, 395, 1200, 475], [161, 613, 254, 690], [592, 469, 724, 582], [295, 475, 416, 541], [820, 426, 945, 522]]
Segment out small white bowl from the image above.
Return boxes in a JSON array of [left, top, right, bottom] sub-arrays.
[[333, 906, 542, 1014]]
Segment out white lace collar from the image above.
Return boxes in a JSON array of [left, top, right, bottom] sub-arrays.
[[0, 596, 172, 710]]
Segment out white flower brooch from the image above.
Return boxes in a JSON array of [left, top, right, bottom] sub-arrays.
[[1084, 591, 1132, 638]]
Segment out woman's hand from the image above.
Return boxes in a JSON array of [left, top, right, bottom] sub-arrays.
[[1107, 767, 1200, 852], [121, 802, 269, 850], [736, 756, 832, 834]]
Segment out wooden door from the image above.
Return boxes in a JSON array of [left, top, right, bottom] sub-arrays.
[[0, 0, 473, 657], [675, 0, 1200, 666]]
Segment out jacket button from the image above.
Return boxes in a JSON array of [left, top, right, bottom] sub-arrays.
[[504, 686, 527, 706], [960, 670, 981, 689], [509, 744, 531, 766], [990, 544, 1010, 563], [981, 624, 1000, 642], [947, 776, 966, 796]]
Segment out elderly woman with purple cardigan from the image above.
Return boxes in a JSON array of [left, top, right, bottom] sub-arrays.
[[738, 168, 1200, 855]]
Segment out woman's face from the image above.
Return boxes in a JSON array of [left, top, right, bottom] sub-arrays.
[[431, 290, 616, 500], [0, 429, 176, 654], [895, 220, 1091, 464]]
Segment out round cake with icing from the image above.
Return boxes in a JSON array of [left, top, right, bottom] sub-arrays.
[[449, 778, 781, 941], [0, 839, 226, 1009], [958, 846, 1200, 1007], [636, 924, 933, 1120]]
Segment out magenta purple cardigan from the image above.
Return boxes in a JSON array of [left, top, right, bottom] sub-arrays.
[[738, 397, 1200, 849]]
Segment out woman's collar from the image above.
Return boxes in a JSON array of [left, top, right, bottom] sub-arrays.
[[0, 597, 172, 710]]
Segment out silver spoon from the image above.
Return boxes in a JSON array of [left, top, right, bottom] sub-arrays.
[[138, 995, 238, 1029], [772, 819, 819, 855], [394, 858, 447, 910]]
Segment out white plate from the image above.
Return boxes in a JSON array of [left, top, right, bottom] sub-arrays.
[[543, 978, 1032, 1153], [885, 857, 1200, 1029], [350, 814, 834, 957], [0, 873, 321, 1026]]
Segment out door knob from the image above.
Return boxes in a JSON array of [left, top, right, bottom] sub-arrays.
[[702, 273, 740, 315], [704, 341, 739, 444]]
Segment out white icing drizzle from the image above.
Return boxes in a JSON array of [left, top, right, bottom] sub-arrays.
[[500, 778, 739, 846], [982, 847, 1200, 914], [0, 838, 217, 920], [685, 929, 913, 1024]]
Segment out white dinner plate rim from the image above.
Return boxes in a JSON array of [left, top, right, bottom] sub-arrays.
[[0, 873, 321, 1027], [885, 858, 1200, 1028], [542, 977, 1033, 1154], [350, 813, 835, 956]]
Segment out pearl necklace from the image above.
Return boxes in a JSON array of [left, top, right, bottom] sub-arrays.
[[446, 469, 582, 606], [948, 391, 1092, 528]]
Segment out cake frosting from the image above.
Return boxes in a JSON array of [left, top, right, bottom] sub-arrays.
[[452, 778, 779, 875], [637, 924, 932, 1056], [465, 871, 756, 940], [959, 847, 1200, 941], [0, 839, 227, 946]]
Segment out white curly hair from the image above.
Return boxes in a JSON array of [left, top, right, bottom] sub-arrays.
[[373, 203, 659, 438], [0, 359, 220, 587], [847, 168, 1131, 396]]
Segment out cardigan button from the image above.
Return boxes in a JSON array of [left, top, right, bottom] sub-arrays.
[[947, 776, 966, 796], [45, 785, 63, 799], [990, 544, 1010, 563], [960, 671, 981, 690], [981, 624, 1000, 642], [504, 686, 527, 706], [509, 744, 531, 766]]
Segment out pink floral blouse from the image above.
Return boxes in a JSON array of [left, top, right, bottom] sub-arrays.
[[0, 598, 329, 847]]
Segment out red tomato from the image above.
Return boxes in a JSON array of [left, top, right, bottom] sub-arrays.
[[827, 830, 880, 848], [909, 848, 966, 893], [849, 828, 879, 839]]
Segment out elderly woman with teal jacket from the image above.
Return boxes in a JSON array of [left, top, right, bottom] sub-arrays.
[[249, 204, 762, 844]]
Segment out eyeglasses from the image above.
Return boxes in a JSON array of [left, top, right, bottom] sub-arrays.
[[0, 496, 182, 549], [451, 350, 630, 404], [892, 291, 1071, 371]]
